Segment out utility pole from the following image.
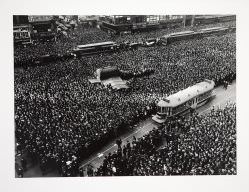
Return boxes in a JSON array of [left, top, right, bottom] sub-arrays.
[[183, 15, 186, 28], [191, 15, 195, 27], [167, 46, 170, 63]]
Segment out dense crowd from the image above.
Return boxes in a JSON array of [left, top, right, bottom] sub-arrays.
[[95, 103, 236, 176], [14, 26, 112, 66], [14, 21, 235, 67], [15, 22, 236, 176]]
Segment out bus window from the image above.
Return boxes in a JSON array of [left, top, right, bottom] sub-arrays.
[[171, 107, 176, 115], [166, 107, 171, 116], [169, 108, 172, 116], [158, 106, 163, 113], [164, 107, 167, 114], [163, 107, 167, 113]]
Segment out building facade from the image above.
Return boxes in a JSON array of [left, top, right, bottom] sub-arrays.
[[100, 15, 186, 34]]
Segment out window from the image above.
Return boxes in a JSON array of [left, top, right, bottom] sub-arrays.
[[162, 107, 164, 113], [14, 31, 30, 39], [169, 15, 183, 20], [173, 103, 187, 114], [159, 15, 167, 21], [146, 15, 159, 23], [165, 107, 172, 116], [169, 108, 172, 115], [198, 91, 211, 102], [186, 99, 193, 106], [165, 107, 168, 114]]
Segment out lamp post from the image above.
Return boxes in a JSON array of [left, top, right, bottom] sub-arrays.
[[191, 15, 195, 27], [167, 46, 170, 63], [183, 15, 186, 28]]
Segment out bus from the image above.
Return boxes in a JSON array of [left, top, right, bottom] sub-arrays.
[[73, 41, 118, 56], [194, 15, 235, 26], [198, 27, 229, 37], [152, 79, 215, 123], [160, 26, 233, 46], [161, 30, 195, 45]]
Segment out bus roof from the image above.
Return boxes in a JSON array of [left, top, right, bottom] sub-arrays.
[[158, 79, 215, 108], [200, 27, 224, 32], [195, 15, 233, 19], [77, 41, 116, 49], [195, 15, 219, 19], [163, 31, 194, 38], [30, 20, 54, 24]]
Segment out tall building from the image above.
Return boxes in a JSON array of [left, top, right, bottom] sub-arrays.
[[28, 16, 56, 41], [13, 15, 29, 26], [100, 15, 185, 34], [13, 15, 32, 44]]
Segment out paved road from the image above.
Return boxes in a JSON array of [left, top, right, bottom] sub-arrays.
[[79, 80, 236, 174], [197, 80, 236, 114]]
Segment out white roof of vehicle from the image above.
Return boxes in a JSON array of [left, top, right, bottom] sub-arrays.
[[77, 41, 115, 49], [158, 79, 215, 108], [163, 31, 194, 38], [200, 27, 224, 32]]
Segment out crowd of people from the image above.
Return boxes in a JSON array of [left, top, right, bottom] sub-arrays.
[[14, 20, 235, 67], [14, 21, 236, 176], [14, 26, 112, 67], [95, 102, 236, 176]]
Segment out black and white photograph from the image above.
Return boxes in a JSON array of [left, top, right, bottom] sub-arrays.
[[1, 0, 249, 191], [14, 14, 236, 177]]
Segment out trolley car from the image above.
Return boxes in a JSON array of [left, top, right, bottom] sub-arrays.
[[152, 79, 215, 123], [73, 41, 117, 56], [198, 26, 229, 37], [160, 30, 195, 45], [160, 26, 235, 46]]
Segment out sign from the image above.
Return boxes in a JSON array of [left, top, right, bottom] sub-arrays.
[[28, 15, 53, 22]]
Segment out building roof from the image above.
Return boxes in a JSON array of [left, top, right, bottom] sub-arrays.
[[28, 15, 53, 22], [30, 20, 54, 25], [13, 25, 30, 29], [157, 79, 215, 108]]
